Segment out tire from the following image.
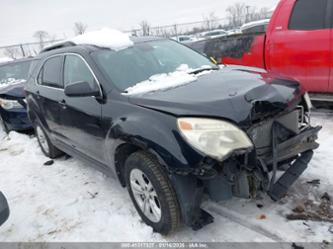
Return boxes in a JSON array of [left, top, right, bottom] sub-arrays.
[[125, 151, 181, 235], [0, 115, 9, 134], [34, 122, 64, 159]]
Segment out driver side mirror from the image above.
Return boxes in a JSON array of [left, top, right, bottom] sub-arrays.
[[64, 81, 101, 98], [0, 192, 9, 227]]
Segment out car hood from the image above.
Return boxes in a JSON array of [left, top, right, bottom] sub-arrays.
[[0, 81, 26, 99], [128, 66, 303, 127]]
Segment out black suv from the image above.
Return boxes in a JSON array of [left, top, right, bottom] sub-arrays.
[[25, 36, 321, 234]]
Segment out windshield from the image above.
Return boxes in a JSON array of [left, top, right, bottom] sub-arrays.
[[0, 61, 32, 85], [92, 39, 217, 91]]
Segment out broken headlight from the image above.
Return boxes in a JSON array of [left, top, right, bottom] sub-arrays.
[[177, 118, 253, 161], [0, 98, 22, 110]]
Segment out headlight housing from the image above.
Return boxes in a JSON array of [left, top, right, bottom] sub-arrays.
[[177, 118, 253, 161], [0, 98, 22, 110]]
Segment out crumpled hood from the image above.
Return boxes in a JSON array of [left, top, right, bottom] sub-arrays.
[[0, 81, 26, 99], [129, 66, 303, 127]]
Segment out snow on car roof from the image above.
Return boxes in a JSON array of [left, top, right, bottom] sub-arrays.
[[42, 28, 134, 53], [70, 28, 134, 51]]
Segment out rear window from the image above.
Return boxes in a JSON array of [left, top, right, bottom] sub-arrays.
[[289, 0, 328, 30]]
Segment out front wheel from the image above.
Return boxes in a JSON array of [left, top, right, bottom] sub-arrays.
[[35, 122, 64, 159], [125, 151, 181, 235]]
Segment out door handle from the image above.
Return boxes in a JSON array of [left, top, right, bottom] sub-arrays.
[[36, 90, 41, 99], [58, 99, 67, 109]]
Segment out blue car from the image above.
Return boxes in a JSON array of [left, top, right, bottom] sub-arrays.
[[0, 58, 34, 133]]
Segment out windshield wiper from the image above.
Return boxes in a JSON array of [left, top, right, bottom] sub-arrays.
[[189, 67, 219, 75]]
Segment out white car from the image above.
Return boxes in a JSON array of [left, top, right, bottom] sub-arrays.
[[240, 19, 270, 34], [171, 35, 193, 43], [226, 29, 242, 36], [200, 29, 227, 39]]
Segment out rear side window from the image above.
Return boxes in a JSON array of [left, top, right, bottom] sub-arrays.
[[40, 56, 63, 88], [289, 0, 328, 30]]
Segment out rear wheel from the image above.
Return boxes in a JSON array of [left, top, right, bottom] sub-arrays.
[[125, 151, 181, 235], [35, 122, 63, 158]]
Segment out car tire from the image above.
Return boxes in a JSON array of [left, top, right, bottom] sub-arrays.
[[0, 115, 9, 134], [35, 122, 64, 159], [125, 151, 181, 235]]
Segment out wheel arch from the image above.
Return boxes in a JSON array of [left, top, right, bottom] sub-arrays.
[[114, 141, 170, 187]]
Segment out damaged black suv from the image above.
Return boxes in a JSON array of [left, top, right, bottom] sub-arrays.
[[25, 36, 321, 234]]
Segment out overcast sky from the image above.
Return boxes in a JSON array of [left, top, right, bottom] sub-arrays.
[[0, 0, 278, 46]]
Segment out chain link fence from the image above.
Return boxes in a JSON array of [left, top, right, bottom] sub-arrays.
[[0, 12, 270, 59]]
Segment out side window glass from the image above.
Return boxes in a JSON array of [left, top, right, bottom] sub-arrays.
[[289, 0, 327, 30], [41, 56, 63, 88], [64, 55, 97, 91]]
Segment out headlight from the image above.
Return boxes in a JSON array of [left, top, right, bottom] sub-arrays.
[[177, 118, 253, 161], [0, 98, 22, 110]]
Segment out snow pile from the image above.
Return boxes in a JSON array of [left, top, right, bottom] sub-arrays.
[[70, 28, 133, 51], [0, 57, 13, 64], [124, 64, 215, 95]]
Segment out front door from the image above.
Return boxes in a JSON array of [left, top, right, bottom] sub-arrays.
[[60, 54, 105, 163]]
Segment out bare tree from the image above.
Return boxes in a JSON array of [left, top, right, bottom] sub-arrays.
[[4, 47, 20, 59], [33, 30, 50, 50], [226, 3, 247, 28], [153, 26, 169, 37], [226, 3, 270, 27], [244, 6, 271, 23], [203, 12, 219, 31], [171, 24, 179, 37], [74, 22, 88, 35], [257, 7, 270, 19], [139, 20, 151, 36]]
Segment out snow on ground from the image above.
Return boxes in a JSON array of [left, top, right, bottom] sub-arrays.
[[0, 111, 332, 242]]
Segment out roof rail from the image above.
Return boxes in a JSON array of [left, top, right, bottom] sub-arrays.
[[40, 41, 76, 53]]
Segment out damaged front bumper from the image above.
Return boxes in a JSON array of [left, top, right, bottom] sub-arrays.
[[264, 124, 321, 201], [171, 110, 321, 231]]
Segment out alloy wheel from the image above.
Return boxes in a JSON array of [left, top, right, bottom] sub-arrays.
[[130, 168, 162, 223]]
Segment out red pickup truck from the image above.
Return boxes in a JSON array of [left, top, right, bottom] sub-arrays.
[[189, 0, 333, 100]]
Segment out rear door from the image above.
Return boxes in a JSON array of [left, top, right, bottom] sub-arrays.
[[61, 53, 105, 162], [37, 55, 66, 138], [266, 0, 330, 93]]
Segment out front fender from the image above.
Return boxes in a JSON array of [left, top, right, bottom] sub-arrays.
[[105, 107, 205, 174]]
